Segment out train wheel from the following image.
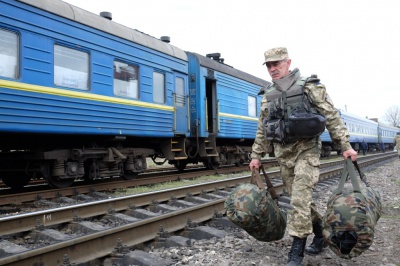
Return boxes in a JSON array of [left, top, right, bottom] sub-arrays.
[[122, 170, 139, 180], [235, 159, 245, 167], [204, 158, 220, 170], [174, 161, 187, 172], [41, 162, 75, 188], [1, 173, 31, 189]]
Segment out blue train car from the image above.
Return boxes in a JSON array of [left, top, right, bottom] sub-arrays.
[[340, 110, 379, 151], [185, 52, 270, 169], [0, 0, 192, 188], [320, 109, 399, 156], [0, 0, 271, 188], [320, 109, 378, 156], [378, 122, 399, 151]]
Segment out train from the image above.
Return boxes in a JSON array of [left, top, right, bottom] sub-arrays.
[[0, 0, 398, 189], [320, 110, 399, 157], [0, 0, 270, 189]]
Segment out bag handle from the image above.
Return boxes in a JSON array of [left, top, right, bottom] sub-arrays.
[[251, 166, 278, 200], [335, 158, 365, 195], [250, 168, 265, 190], [260, 165, 279, 200], [351, 160, 369, 187]]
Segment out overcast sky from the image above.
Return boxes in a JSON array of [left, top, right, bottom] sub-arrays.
[[63, 0, 399, 122]]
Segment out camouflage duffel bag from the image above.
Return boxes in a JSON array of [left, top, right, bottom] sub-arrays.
[[224, 166, 287, 242], [322, 159, 382, 259]]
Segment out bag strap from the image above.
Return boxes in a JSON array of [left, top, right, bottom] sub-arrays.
[[251, 166, 279, 200], [251, 168, 266, 190], [260, 166, 278, 200], [351, 160, 369, 187], [335, 158, 364, 195]]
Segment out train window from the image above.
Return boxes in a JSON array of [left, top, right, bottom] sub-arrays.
[[175, 77, 185, 107], [0, 29, 19, 79], [114, 61, 139, 98], [153, 72, 165, 103], [248, 96, 257, 117], [54, 45, 89, 90]]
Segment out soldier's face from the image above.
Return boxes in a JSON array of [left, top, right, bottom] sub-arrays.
[[266, 59, 291, 80]]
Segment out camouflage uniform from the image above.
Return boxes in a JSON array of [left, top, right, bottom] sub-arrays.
[[251, 69, 352, 239], [394, 134, 400, 157]]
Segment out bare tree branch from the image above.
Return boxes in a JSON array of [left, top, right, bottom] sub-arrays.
[[383, 105, 400, 127]]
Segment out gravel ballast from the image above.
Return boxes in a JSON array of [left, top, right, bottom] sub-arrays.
[[150, 158, 400, 266]]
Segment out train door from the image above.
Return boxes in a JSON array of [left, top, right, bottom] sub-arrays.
[[173, 74, 188, 134], [205, 77, 218, 135]]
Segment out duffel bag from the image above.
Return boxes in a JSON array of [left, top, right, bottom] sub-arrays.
[[322, 159, 382, 259], [224, 166, 287, 242]]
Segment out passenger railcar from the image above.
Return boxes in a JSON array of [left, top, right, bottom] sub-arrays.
[[341, 110, 379, 151], [378, 122, 398, 151], [184, 52, 269, 170], [320, 109, 399, 156], [0, 0, 269, 188]]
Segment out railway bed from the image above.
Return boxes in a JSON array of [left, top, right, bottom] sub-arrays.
[[0, 153, 397, 265]]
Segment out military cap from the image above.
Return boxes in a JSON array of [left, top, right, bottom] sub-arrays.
[[263, 47, 289, 64]]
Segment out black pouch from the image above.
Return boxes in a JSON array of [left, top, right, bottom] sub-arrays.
[[264, 119, 286, 143], [288, 107, 326, 138]]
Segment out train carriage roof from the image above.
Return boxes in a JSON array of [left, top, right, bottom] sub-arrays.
[[188, 52, 271, 87], [377, 121, 400, 130], [17, 0, 188, 61]]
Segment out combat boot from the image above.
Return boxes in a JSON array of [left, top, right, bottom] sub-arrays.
[[286, 236, 307, 266], [304, 220, 327, 255]]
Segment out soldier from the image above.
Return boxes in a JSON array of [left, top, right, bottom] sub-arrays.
[[394, 132, 400, 159], [361, 140, 368, 155], [249, 47, 358, 266]]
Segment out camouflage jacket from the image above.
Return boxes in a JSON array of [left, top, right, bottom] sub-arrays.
[[394, 135, 400, 147], [251, 69, 352, 165]]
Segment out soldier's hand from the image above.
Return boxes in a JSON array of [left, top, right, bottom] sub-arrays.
[[249, 159, 261, 171], [343, 148, 357, 161]]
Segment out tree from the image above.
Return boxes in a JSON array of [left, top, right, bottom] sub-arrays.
[[383, 105, 400, 127]]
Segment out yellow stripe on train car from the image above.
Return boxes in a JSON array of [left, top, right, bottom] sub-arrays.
[[219, 112, 258, 121], [0, 80, 174, 111]]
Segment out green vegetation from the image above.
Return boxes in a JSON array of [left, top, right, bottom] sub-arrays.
[[112, 171, 250, 196]]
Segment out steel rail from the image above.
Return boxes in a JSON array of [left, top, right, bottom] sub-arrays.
[[0, 153, 396, 265]]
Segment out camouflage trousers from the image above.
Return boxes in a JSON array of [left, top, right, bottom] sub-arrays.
[[280, 153, 321, 238]]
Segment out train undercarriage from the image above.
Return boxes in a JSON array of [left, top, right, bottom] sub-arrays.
[[0, 134, 252, 189], [0, 147, 153, 189]]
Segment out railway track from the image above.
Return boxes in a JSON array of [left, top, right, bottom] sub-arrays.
[[0, 159, 280, 206], [0, 154, 344, 206], [0, 152, 396, 265]]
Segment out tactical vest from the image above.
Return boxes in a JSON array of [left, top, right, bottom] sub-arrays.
[[263, 75, 326, 144]]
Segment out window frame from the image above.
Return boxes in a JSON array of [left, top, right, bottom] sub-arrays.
[[153, 71, 166, 104], [54, 44, 90, 90], [113, 60, 140, 99], [248, 95, 257, 117], [0, 28, 20, 79]]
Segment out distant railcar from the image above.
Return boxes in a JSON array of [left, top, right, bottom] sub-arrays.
[[378, 122, 398, 151], [320, 109, 399, 156]]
